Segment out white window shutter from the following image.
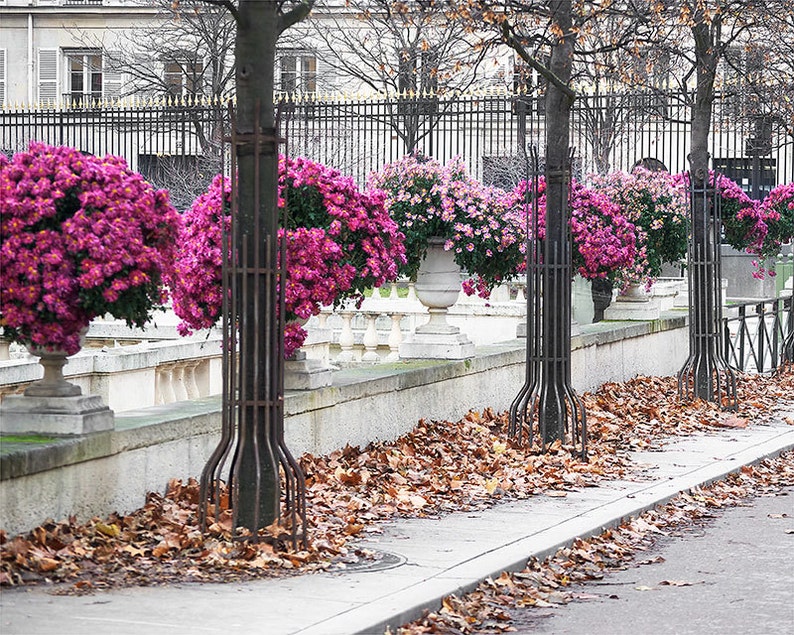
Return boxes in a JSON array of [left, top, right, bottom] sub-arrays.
[[38, 48, 59, 105], [0, 49, 6, 107], [103, 53, 123, 100]]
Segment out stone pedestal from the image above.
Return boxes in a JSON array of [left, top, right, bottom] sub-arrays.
[[284, 350, 333, 390], [399, 329, 475, 360], [650, 279, 683, 310], [604, 297, 661, 320], [400, 238, 476, 360], [604, 283, 661, 320], [0, 394, 114, 436], [1, 337, 114, 436]]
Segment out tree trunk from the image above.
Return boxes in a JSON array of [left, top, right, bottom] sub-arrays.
[[687, 17, 720, 401], [233, 0, 281, 532], [540, 0, 574, 445], [689, 20, 717, 186]]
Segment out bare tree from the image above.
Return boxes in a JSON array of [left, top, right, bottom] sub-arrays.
[[449, 0, 652, 447], [75, 0, 237, 102], [645, 0, 794, 405], [285, 0, 491, 153], [185, 0, 313, 535], [69, 1, 236, 207]]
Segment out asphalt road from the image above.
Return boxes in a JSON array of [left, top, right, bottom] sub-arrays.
[[512, 488, 794, 635]]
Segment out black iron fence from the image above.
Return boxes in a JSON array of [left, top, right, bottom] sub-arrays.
[[1, 89, 792, 206], [723, 295, 794, 373]]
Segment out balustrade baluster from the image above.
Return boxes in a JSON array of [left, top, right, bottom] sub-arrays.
[[336, 311, 356, 364], [386, 313, 404, 361], [361, 313, 380, 363]]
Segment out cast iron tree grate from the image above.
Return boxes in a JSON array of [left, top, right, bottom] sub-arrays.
[[199, 103, 307, 548], [509, 147, 587, 459], [677, 173, 737, 409]]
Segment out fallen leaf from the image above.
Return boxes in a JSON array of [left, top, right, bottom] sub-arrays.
[[711, 415, 748, 429], [484, 478, 500, 495], [34, 557, 59, 573], [637, 556, 665, 565], [96, 523, 120, 538]]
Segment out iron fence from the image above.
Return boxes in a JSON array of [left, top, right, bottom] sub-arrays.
[[1, 89, 792, 205], [723, 295, 794, 373]]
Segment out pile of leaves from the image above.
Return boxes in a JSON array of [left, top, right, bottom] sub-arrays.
[[1, 371, 792, 593], [391, 451, 794, 634]]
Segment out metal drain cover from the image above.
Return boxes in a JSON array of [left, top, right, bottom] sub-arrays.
[[333, 549, 407, 573]]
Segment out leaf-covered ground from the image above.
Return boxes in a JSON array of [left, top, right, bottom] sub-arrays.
[[1, 372, 793, 594]]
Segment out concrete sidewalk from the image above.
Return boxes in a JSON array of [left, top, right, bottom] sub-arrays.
[[2, 416, 793, 635]]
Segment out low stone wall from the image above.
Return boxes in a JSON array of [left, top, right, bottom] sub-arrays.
[[0, 313, 688, 536]]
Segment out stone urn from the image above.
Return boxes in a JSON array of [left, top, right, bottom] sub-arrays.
[[400, 237, 475, 359], [413, 237, 462, 334], [0, 327, 114, 436], [590, 277, 614, 323], [25, 340, 85, 398]]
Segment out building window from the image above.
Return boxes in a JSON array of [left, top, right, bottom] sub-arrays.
[[279, 52, 316, 94], [64, 49, 103, 105], [164, 59, 205, 98]]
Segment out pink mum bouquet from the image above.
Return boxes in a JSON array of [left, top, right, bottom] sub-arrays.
[[673, 171, 781, 278], [590, 168, 688, 285], [760, 182, 794, 251], [508, 177, 638, 282], [170, 156, 405, 357], [0, 143, 180, 355], [367, 154, 525, 298]]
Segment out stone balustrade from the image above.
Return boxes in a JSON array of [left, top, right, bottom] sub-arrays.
[[0, 334, 223, 413], [303, 280, 528, 366], [1, 312, 692, 536]]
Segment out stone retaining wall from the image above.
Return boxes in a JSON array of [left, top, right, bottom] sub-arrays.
[[0, 314, 688, 536]]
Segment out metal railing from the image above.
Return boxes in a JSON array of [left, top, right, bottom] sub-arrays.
[[723, 295, 794, 373], [3, 89, 792, 197]]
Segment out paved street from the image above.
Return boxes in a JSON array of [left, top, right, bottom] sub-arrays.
[[515, 488, 794, 635]]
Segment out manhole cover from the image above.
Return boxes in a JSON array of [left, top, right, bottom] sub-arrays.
[[333, 549, 407, 573]]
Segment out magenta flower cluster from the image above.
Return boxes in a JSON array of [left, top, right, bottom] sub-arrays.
[[170, 156, 405, 357], [760, 182, 794, 254], [367, 154, 525, 298], [0, 143, 179, 355], [672, 171, 792, 279], [591, 168, 688, 285], [506, 177, 638, 282]]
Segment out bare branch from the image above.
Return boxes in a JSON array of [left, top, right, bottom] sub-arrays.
[[278, 0, 315, 33], [198, 0, 241, 23], [501, 20, 576, 102]]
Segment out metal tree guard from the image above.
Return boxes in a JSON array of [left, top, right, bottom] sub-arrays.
[[509, 147, 587, 458], [677, 172, 738, 409], [199, 104, 307, 548]]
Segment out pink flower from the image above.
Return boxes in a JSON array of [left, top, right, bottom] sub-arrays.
[[368, 154, 525, 298], [0, 143, 180, 355], [170, 157, 406, 358], [508, 177, 638, 282]]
